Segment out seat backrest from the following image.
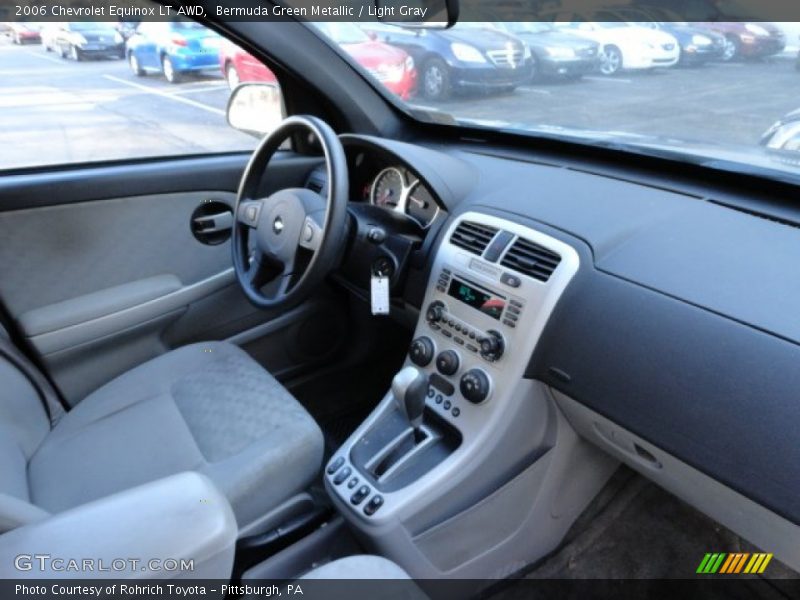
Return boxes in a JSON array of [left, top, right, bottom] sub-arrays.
[[0, 327, 51, 531]]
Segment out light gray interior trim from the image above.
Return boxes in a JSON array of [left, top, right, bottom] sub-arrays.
[[242, 516, 360, 581], [327, 212, 581, 523], [324, 213, 619, 586], [225, 300, 321, 347], [0, 191, 236, 316], [0, 494, 50, 535], [0, 472, 237, 579], [238, 493, 315, 538], [553, 389, 800, 573], [19, 275, 182, 337], [25, 270, 235, 356]]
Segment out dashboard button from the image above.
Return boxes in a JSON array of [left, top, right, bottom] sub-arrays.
[[367, 227, 387, 244], [364, 495, 384, 516], [436, 350, 460, 376], [326, 456, 344, 475], [333, 466, 351, 485], [350, 485, 370, 505], [409, 336, 435, 367], [460, 369, 491, 404], [501, 272, 522, 288]]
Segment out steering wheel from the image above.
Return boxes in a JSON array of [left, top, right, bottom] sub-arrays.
[[232, 115, 349, 309]]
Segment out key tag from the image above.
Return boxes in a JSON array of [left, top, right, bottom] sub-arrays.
[[370, 274, 390, 316]]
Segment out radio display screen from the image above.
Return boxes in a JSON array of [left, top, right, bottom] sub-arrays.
[[447, 278, 505, 320]]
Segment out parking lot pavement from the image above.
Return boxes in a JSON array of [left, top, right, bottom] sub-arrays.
[[2, 34, 800, 170], [426, 55, 800, 150], [0, 38, 257, 170]]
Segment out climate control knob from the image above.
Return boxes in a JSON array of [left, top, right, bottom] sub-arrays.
[[460, 369, 491, 404], [426, 301, 445, 324], [409, 336, 434, 367], [479, 330, 505, 362], [435, 350, 460, 376]]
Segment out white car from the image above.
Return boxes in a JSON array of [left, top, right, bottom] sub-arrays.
[[40, 22, 64, 52], [547, 17, 680, 75]]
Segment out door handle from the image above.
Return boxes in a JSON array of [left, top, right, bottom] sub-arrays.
[[190, 201, 233, 245], [193, 211, 233, 234]]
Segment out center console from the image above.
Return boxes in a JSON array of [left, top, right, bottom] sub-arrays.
[[324, 211, 618, 583]]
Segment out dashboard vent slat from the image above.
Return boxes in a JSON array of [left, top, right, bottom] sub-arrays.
[[450, 221, 498, 256], [501, 237, 561, 282]]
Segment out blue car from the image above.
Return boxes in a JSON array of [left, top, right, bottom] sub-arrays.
[[126, 21, 222, 83]]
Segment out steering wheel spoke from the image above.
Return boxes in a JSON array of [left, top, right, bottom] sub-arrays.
[[298, 213, 324, 252], [237, 200, 263, 228], [246, 250, 277, 289]]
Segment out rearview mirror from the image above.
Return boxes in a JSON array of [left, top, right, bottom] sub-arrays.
[[226, 83, 285, 138], [373, 0, 459, 28]]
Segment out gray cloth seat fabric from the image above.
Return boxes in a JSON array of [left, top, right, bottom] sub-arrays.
[[0, 340, 323, 532], [301, 555, 413, 579]]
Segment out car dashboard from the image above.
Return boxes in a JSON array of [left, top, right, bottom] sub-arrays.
[[315, 132, 800, 575]]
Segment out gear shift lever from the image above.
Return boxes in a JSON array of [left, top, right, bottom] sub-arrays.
[[392, 366, 429, 436]]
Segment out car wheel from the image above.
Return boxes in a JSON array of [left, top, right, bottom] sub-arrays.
[[600, 46, 622, 76], [226, 63, 241, 90], [44, 41, 52, 52], [69, 45, 82, 62], [129, 52, 145, 76], [162, 55, 181, 83], [421, 58, 450, 101], [59, 44, 68, 59], [722, 36, 739, 62]]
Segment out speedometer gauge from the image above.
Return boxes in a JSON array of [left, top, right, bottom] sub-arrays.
[[407, 181, 440, 227], [371, 168, 405, 210]]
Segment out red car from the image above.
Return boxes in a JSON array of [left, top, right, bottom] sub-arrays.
[[219, 40, 278, 89], [219, 23, 417, 100], [7, 23, 41, 45]]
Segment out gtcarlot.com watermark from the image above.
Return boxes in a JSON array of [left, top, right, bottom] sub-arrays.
[[14, 554, 194, 573]]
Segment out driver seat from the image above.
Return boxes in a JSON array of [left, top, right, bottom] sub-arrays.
[[0, 337, 324, 534]]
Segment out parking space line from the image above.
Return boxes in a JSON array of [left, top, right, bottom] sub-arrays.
[[103, 75, 225, 116], [518, 87, 552, 95], [24, 51, 64, 65], [171, 85, 229, 95], [583, 76, 632, 83]]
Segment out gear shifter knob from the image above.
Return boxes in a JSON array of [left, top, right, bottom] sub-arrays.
[[392, 366, 429, 432]]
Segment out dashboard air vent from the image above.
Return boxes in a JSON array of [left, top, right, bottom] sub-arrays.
[[450, 221, 498, 256], [501, 237, 561, 282]]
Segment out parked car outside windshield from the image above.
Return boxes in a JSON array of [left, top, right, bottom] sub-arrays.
[[54, 22, 124, 61], [492, 21, 601, 81], [310, 15, 800, 187], [126, 20, 222, 83], [359, 22, 533, 101], [312, 22, 417, 100]]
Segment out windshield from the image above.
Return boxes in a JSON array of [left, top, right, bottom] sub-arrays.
[[312, 22, 370, 45], [503, 22, 553, 34], [312, 17, 800, 183], [69, 22, 115, 31]]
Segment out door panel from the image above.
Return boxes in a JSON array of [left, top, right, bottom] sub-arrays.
[[0, 153, 345, 404]]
